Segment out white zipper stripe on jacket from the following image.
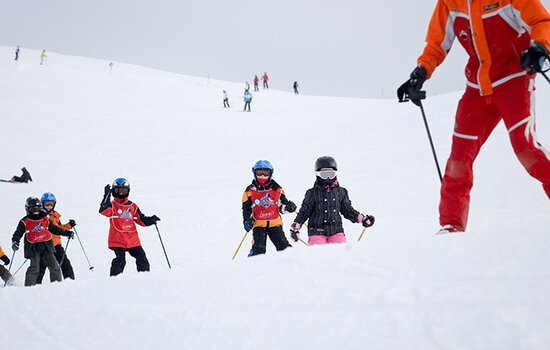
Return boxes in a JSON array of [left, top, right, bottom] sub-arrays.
[[467, 0, 485, 95], [465, 71, 527, 89]]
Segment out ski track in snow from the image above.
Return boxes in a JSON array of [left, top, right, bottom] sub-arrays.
[[0, 47, 550, 350]]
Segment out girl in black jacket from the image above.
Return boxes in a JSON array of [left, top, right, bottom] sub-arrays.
[[290, 156, 375, 245]]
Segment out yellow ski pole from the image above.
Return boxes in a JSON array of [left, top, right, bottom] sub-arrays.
[[299, 238, 309, 246], [232, 231, 249, 260], [357, 227, 367, 241]]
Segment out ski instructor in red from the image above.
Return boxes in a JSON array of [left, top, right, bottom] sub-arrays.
[[398, 0, 550, 233]]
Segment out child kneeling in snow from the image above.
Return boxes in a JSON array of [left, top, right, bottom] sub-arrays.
[[290, 156, 374, 245], [242, 160, 297, 256], [100, 178, 160, 276]]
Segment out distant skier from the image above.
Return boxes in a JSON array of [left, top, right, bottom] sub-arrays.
[[262, 72, 269, 89], [40, 49, 47, 65], [3, 167, 33, 183], [245, 81, 251, 92], [11, 197, 74, 287], [36, 192, 76, 284], [289, 156, 375, 245], [0, 245, 13, 285], [293, 81, 299, 94], [14, 46, 20, 61], [253, 75, 260, 91], [242, 160, 297, 256], [243, 90, 253, 112], [99, 178, 160, 276], [397, 0, 550, 234], [223, 90, 230, 108]]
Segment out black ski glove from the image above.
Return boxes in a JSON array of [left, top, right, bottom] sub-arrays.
[[285, 201, 297, 213], [12, 241, 19, 251], [103, 184, 111, 198], [1, 255, 10, 265], [65, 231, 75, 239], [69, 219, 77, 227], [397, 66, 427, 106], [362, 215, 375, 228], [243, 219, 253, 232], [521, 42, 549, 75], [289, 222, 301, 242], [150, 215, 161, 224]]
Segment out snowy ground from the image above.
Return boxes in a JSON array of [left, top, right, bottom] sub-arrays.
[[1, 47, 549, 350]]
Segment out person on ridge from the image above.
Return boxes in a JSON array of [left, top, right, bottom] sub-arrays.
[[40, 49, 47, 65], [11, 197, 74, 287], [261, 72, 269, 89], [242, 160, 297, 256], [397, 0, 550, 234], [36, 192, 76, 284], [14, 45, 20, 61], [223, 90, 230, 108], [99, 178, 160, 276], [290, 156, 375, 245], [253, 75, 260, 91]]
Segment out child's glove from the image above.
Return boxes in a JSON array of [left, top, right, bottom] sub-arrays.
[[290, 222, 301, 242], [243, 220, 253, 232], [358, 214, 375, 228], [103, 184, 111, 199], [69, 219, 77, 227], [1, 255, 10, 265], [151, 215, 161, 224], [12, 241, 19, 251], [285, 201, 297, 213], [66, 231, 75, 239]]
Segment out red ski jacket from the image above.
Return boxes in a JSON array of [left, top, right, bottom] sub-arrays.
[[418, 0, 550, 95]]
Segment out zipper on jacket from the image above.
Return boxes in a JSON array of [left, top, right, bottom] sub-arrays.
[[467, 0, 485, 95]]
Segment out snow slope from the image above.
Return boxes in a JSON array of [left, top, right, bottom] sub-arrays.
[[1, 47, 549, 350]]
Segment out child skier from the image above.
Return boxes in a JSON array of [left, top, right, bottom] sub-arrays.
[[242, 160, 297, 256], [0, 245, 13, 285], [289, 156, 375, 245], [36, 192, 76, 284], [100, 178, 160, 276], [243, 90, 253, 112], [11, 197, 74, 287]]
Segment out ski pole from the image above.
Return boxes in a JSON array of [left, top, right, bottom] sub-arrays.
[[417, 101, 443, 183], [9, 259, 29, 284], [154, 224, 171, 269], [541, 71, 550, 85], [3, 251, 16, 287], [232, 231, 249, 260], [73, 227, 94, 271], [298, 238, 309, 246], [59, 236, 71, 268], [357, 227, 367, 241]]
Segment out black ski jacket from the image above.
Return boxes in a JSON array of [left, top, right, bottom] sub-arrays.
[[295, 181, 360, 236]]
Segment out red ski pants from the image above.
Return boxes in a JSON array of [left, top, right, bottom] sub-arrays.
[[439, 77, 550, 230]]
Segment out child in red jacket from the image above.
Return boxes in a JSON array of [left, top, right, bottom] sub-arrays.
[[100, 178, 160, 276]]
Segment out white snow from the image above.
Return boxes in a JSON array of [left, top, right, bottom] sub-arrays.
[[1, 47, 549, 350]]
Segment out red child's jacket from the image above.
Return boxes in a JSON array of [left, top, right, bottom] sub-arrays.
[[100, 197, 149, 249]]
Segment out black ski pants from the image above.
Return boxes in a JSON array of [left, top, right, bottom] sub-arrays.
[[244, 101, 251, 111], [223, 98, 230, 108], [249, 226, 291, 256], [110, 246, 150, 276], [0, 265, 12, 284], [26, 251, 61, 287], [36, 244, 74, 284]]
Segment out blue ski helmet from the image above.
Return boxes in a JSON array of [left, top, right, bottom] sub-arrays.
[[252, 160, 274, 181], [112, 177, 130, 198], [41, 192, 57, 212]]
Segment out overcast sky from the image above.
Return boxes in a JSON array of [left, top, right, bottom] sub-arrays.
[[1, 1, 548, 98]]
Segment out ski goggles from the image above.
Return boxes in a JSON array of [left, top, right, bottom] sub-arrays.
[[254, 169, 271, 177], [113, 187, 129, 196], [315, 170, 337, 180]]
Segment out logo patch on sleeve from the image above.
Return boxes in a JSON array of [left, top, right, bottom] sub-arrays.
[[483, 2, 499, 11]]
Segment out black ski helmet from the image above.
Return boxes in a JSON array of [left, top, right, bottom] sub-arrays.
[[25, 196, 42, 215], [315, 156, 338, 171], [112, 177, 130, 198]]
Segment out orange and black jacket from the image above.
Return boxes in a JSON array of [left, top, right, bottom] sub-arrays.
[[242, 179, 292, 229], [49, 210, 73, 246], [418, 0, 550, 95]]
